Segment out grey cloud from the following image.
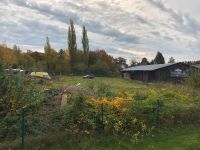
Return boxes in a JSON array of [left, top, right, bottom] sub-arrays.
[[7, 0, 139, 45], [148, 0, 184, 24], [150, 31, 161, 36], [163, 36, 173, 41], [148, 0, 200, 36], [0, 0, 200, 61]]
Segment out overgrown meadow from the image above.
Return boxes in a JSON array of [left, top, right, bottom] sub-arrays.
[[1, 68, 200, 149]]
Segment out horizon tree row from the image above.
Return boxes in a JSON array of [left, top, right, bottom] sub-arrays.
[[1, 19, 197, 76]]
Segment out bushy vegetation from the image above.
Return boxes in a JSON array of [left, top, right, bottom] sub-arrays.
[[0, 64, 44, 141], [1, 75, 200, 143], [0, 44, 125, 77], [185, 71, 200, 88], [2, 126, 200, 150], [1, 60, 200, 150]]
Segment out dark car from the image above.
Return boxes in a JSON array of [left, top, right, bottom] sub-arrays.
[[83, 74, 95, 79]]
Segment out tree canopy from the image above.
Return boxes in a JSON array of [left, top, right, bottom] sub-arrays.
[[154, 51, 165, 64]]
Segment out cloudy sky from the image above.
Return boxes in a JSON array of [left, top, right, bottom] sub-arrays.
[[0, 0, 200, 62]]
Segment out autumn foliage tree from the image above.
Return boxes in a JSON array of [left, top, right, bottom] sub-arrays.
[[140, 57, 149, 65], [0, 20, 129, 76], [0, 44, 17, 67], [55, 49, 70, 75], [44, 37, 57, 74]]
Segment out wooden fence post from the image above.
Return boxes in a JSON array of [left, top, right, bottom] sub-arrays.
[[101, 103, 104, 130], [21, 108, 25, 150], [156, 100, 160, 128]]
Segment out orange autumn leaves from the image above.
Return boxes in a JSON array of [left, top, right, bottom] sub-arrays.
[[0, 45, 17, 65]]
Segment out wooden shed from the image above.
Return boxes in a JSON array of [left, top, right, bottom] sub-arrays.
[[122, 62, 197, 83]]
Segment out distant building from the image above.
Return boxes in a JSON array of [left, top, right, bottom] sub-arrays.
[[5, 69, 24, 74], [122, 62, 198, 83], [193, 64, 200, 69]]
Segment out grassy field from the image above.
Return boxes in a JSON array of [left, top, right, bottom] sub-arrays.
[[1, 126, 200, 150], [43, 76, 194, 97], [1, 76, 200, 150], [44, 76, 159, 92]]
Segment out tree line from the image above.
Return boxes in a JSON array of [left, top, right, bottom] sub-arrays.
[[0, 20, 198, 76], [0, 20, 127, 76], [130, 52, 176, 67]]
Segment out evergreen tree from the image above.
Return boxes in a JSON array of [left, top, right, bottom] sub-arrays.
[[82, 25, 89, 67], [68, 19, 77, 69], [154, 51, 165, 64], [168, 57, 175, 63], [150, 59, 154, 64]]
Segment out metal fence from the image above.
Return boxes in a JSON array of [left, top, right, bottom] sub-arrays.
[[2, 97, 199, 150]]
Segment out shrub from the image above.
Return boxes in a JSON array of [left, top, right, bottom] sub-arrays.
[[87, 96, 153, 139], [57, 94, 95, 134], [185, 71, 200, 88], [0, 73, 44, 140], [86, 81, 116, 98]]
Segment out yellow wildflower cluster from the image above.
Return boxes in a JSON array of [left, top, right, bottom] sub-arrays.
[[87, 96, 123, 108], [119, 91, 134, 101]]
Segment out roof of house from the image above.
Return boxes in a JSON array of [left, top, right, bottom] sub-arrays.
[[193, 64, 200, 69], [123, 62, 183, 72]]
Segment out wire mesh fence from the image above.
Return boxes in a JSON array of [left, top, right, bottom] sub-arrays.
[[1, 96, 200, 150]]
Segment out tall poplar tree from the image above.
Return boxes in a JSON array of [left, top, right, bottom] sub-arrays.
[[68, 19, 77, 69], [44, 37, 51, 72], [82, 25, 89, 67], [44, 37, 51, 53]]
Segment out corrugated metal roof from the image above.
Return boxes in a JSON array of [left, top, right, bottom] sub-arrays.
[[123, 63, 179, 71], [193, 64, 200, 69]]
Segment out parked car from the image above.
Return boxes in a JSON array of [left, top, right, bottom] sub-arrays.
[[30, 72, 51, 80], [83, 74, 95, 79]]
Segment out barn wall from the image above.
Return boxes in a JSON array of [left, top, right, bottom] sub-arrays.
[[123, 72, 131, 79], [130, 71, 149, 82], [148, 71, 156, 82], [154, 63, 191, 82], [122, 63, 193, 83]]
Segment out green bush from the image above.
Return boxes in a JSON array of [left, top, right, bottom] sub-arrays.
[[0, 70, 44, 140], [55, 94, 95, 134], [186, 71, 200, 88], [86, 81, 116, 98]]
